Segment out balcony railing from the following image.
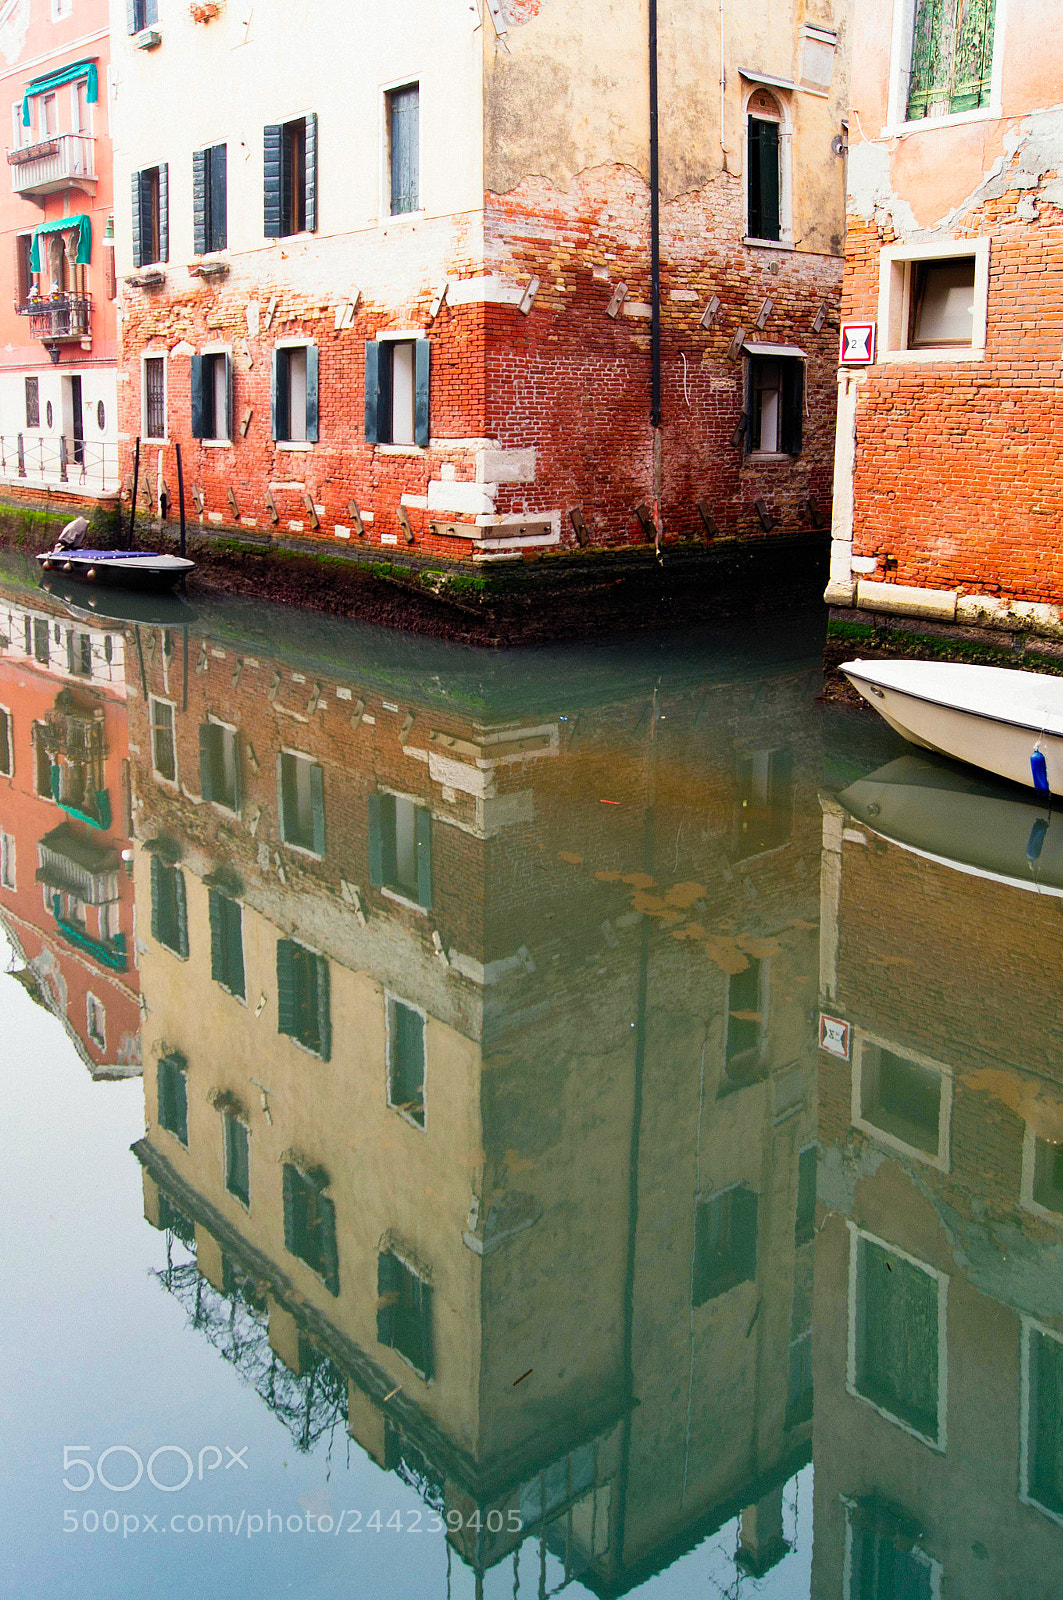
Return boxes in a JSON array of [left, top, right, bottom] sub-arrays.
[[0, 433, 119, 494], [17, 293, 92, 342], [8, 133, 96, 197]]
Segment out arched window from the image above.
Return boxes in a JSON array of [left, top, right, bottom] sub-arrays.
[[745, 88, 789, 244]]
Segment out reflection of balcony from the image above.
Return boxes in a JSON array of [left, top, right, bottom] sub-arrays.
[[8, 133, 96, 198], [17, 293, 92, 344], [37, 822, 120, 905]]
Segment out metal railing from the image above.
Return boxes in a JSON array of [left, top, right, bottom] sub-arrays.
[[8, 132, 96, 195], [17, 293, 92, 342], [0, 433, 119, 493]]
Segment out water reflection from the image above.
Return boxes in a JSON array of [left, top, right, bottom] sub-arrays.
[[5, 564, 1063, 1596]]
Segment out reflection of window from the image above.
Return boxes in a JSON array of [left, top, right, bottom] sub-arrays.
[[277, 750, 324, 854], [1032, 1138, 1063, 1215], [34, 731, 53, 798], [519, 1445, 596, 1524], [855, 1037, 949, 1164], [387, 84, 419, 214], [368, 792, 432, 907], [224, 1114, 250, 1208], [692, 1185, 758, 1303], [844, 1498, 940, 1600], [208, 890, 245, 1000], [725, 956, 764, 1079], [199, 721, 239, 810], [0, 831, 15, 890], [86, 993, 106, 1049], [734, 746, 793, 857], [277, 938, 331, 1058], [157, 1053, 188, 1146], [1024, 1323, 1063, 1520], [850, 1229, 944, 1446], [387, 997, 426, 1127], [906, 0, 996, 122], [150, 697, 176, 782], [282, 1163, 339, 1292], [377, 1250, 433, 1378], [0, 707, 11, 776], [795, 1144, 817, 1245], [150, 856, 188, 959]]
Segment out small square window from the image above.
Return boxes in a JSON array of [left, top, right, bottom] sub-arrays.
[[908, 258, 976, 348], [387, 85, 419, 215], [157, 1053, 188, 1146], [278, 750, 324, 854], [1032, 1138, 1063, 1215], [856, 1039, 947, 1161], [879, 242, 988, 362], [224, 1113, 250, 1208], [387, 997, 426, 1126], [150, 697, 176, 782], [377, 1250, 432, 1378]]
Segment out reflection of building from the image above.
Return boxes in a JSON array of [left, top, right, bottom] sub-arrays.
[[0, 1, 118, 499], [814, 776, 1063, 1598], [125, 609, 821, 1590], [0, 578, 138, 1076]]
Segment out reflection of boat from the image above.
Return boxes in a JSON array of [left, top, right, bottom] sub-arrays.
[[36, 549, 194, 592], [838, 752, 1063, 896], [841, 658, 1063, 796], [39, 575, 197, 628]]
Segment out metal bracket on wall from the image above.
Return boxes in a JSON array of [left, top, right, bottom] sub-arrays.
[[700, 294, 721, 331], [519, 276, 540, 315], [755, 297, 774, 330], [634, 504, 655, 542], [397, 507, 415, 544], [606, 283, 628, 319], [347, 501, 365, 537], [697, 500, 719, 537], [727, 326, 747, 361], [569, 508, 589, 546], [754, 499, 776, 532]]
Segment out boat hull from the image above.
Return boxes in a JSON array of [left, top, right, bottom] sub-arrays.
[[842, 659, 1063, 795], [36, 550, 194, 593]]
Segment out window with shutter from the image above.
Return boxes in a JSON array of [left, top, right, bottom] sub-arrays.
[[746, 357, 803, 457], [208, 889, 245, 999], [199, 721, 239, 810], [371, 793, 432, 906], [276, 937, 330, 1058], [278, 750, 324, 852], [1028, 1326, 1063, 1516], [265, 115, 315, 238], [282, 1162, 339, 1291], [387, 998, 426, 1126], [907, 0, 996, 121], [387, 85, 420, 214], [149, 697, 176, 782], [128, 0, 158, 31], [377, 1250, 432, 1378], [734, 744, 793, 858], [15, 235, 32, 309], [133, 166, 165, 267], [157, 1053, 188, 1145], [223, 1113, 250, 1208], [364, 339, 429, 446], [151, 858, 188, 958], [0, 707, 11, 777], [747, 115, 780, 241], [853, 1235, 942, 1442], [726, 956, 762, 1070], [193, 143, 227, 255], [271, 346, 316, 444], [692, 1186, 759, 1303]]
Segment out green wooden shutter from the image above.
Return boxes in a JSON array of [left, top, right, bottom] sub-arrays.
[[173, 867, 188, 959], [276, 751, 288, 841], [157, 162, 169, 263], [131, 171, 144, 269], [198, 722, 215, 800], [1033, 1331, 1063, 1513], [263, 124, 283, 237], [318, 1194, 339, 1295], [304, 111, 318, 233], [282, 1163, 298, 1254], [227, 898, 245, 999], [781, 362, 804, 456], [414, 339, 430, 448], [377, 1252, 400, 1343], [270, 347, 283, 442], [309, 760, 325, 854], [305, 343, 319, 443], [210, 143, 227, 250], [126, 0, 138, 32], [364, 341, 382, 443], [748, 119, 780, 242], [733, 1186, 759, 1283], [208, 888, 225, 984], [314, 954, 331, 1061], [417, 1279, 434, 1380], [389, 86, 419, 214], [277, 939, 297, 1037], [222, 353, 233, 443], [150, 850, 163, 943], [190, 354, 206, 439], [367, 794, 384, 886], [415, 805, 433, 910], [192, 148, 208, 256]]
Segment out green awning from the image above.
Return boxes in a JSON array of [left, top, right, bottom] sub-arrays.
[[30, 213, 92, 273], [22, 58, 98, 127]]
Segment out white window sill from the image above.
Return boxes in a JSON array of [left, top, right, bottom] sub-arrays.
[[747, 451, 798, 464], [879, 346, 986, 365], [201, 438, 233, 449], [743, 236, 795, 251], [374, 443, 425, 456], [279, 836, 324, 860], [152, 772, 179, 788], [142, 435, 168, 446], [388, 1101, 428, 1133], [883, 104, 1000, 138], [380, 885, 429, 915], [381, 209, 426, 227], [275, 441, 314, 452]]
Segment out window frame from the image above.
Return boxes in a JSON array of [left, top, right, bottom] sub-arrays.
[[885, 0, 1005, 134], [199, 715, 240, 813], [86, 992, 106, 1050], [743, 85, 793, 248], [877, 237, 990, 364], [149, 694, 177, 784], [364, 333, 431, 449], [368, 789, 433, 911], [847, 1222, 948, 1451], [385, 81, 421, 218], [743, 351, 804, 459], [157, 1052, 189, 1147], [841, 1498, 943, 1600], [150, 855, 189, 960], [223, 1110, 251, 1210], [386, 993, 427, 1129], [127, 0, 159, 33], [193, 142, 228, 256], [131, 163, 168, 269], [191, 348, 233, 445], [276, 937, 331, 1060], [141, 352, 168, 443], [377, 1248, 433, 1380], [0, 703, 12, 778], [208, 888, 246, 1001], [1021, 1125, 1063, 1221], [851, 1029, 953, 1170], [1021, 1316, 1063, 1525], [276, 747, 325, 856], [263, 113, 317, 240], [282, 1161, 339, 1293], [692, 1183, 760, 1304], [0, 830, 16, 891]]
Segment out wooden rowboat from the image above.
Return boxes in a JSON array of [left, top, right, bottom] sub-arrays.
[[841, 658, 1063, 796], [36, 548, 194, 593]]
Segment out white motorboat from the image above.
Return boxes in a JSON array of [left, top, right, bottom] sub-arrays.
[[841, 658, 1063, 796]]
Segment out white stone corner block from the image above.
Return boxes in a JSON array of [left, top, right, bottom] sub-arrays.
[[956, 594, 1015, 630], [475, 448, 537, 485], [426, 479, 498, 516], [855, 581, 957, 622], [824, 578, 855, 606], [1011, 602, 1063, 640]]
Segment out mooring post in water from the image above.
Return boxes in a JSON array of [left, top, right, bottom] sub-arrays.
[[128, 436, 141, 549], [176, 442, 187, 560], [648, 0, 662, 555]]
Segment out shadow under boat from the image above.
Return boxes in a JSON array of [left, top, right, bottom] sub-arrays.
[[838, 751, 1063, 897], [38, 574, 197, 629]]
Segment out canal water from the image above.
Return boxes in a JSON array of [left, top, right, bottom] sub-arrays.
[[2, 557, 1060, 1599]]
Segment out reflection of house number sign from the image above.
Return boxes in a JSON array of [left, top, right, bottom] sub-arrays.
[[840, 321, 876, 364], [819, 1013, 851, 1059]]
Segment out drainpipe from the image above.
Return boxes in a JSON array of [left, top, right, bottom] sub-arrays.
[[649, 0, 662, 555]]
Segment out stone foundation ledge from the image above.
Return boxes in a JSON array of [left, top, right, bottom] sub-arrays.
[[824, 578, 1063, 642]]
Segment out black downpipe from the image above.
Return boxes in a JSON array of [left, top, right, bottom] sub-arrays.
[[176, 441, 187, 561], [128, 436, 141, 550]]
